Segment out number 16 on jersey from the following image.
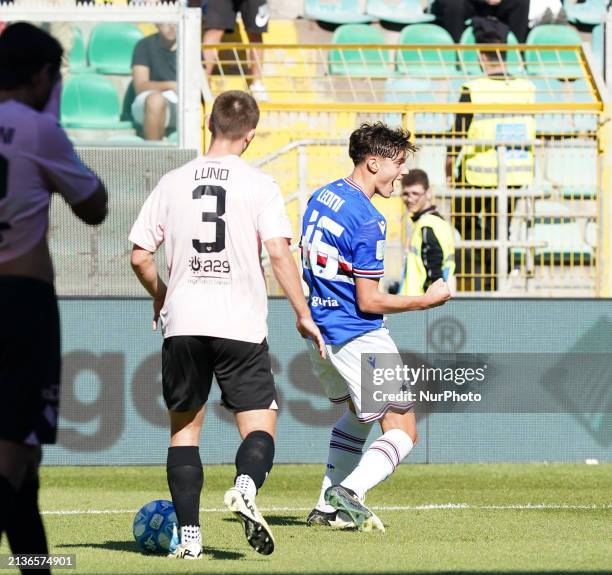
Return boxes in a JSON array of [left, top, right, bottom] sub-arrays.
[[301, 209, 345, 280]]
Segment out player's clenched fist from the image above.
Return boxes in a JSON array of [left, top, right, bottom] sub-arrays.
[[424, 278, 451, 308]]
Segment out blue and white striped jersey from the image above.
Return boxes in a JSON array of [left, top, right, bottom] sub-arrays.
[[301, 177, 387, 345]]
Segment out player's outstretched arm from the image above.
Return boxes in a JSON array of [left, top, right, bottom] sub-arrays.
[[130, 245, 168, 331], [356, 277, 451, 314], [264, 237, 326, 358]]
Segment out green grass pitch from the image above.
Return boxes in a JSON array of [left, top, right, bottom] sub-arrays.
[[1, 464, 611, 574]]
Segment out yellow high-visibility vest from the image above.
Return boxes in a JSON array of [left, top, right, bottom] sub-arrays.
[[400, 211, 455, 296], [462, 77, 536, 187]]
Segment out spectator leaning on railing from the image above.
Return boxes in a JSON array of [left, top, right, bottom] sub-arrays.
[[431, 0, 530, 43], [131, 23, 177, 141]]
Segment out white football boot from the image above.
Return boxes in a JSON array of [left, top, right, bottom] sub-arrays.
[[224, 487, 275, 555]]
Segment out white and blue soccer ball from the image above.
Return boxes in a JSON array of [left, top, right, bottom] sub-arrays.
[[132, 499, 180, 554]]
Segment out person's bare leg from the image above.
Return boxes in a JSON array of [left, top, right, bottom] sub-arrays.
[[143, 92, 168, 141], [203, 28, 224, 77], [246, 31, 264, 83]]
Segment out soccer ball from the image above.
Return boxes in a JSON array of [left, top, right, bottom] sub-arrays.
[[132, 500, 180, 554]]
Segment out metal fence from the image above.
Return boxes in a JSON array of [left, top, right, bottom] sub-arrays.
[[204, 43, 610, 297]]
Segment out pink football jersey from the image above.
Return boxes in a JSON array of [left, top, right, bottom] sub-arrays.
[[129, 154, 292, 343], [0, 100, 100, 262]]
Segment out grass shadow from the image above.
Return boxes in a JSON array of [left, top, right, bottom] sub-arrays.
[[57, 540, 245, 560], [222, 514, 305, 527]]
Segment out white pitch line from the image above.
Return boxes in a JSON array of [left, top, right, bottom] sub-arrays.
[[41, 503, 612, 516]]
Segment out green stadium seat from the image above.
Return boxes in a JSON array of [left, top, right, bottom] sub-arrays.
[[366, 0, 435, 24], [459, 26, 523, 76], [304, 0, 372, 24], [525, 25, 583, 79], [564, 0, 607, 26], [87, 23, 144, 75], [68, 27, 89, 74], [396, 24, 458, 78], [106, 134, 144, 143], [329, 24, 390, 76], [61, 74, 132, 129], [532, 78, 597, 134], [592, 23, 604, 74]]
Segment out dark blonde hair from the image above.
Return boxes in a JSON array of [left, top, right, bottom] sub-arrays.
[[209, 90, 260, 140]]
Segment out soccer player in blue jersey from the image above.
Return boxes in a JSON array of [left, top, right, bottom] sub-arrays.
[[301, 122, 451, 531]]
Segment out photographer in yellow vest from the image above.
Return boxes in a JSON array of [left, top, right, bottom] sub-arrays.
[[399, 170, 455, 296], [445, 28, 536, 291]]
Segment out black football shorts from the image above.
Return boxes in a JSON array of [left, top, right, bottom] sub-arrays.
[[204, 0, 270, 34], [0, 276, 60, 444], [162, 335, 277, 413]]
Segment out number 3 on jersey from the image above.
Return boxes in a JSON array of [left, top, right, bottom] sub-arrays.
[[192, 185, 226, 253], [301, 209, 345, 279]]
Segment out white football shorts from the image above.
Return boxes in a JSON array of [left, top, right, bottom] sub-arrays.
[[309, 327, 413, 423]]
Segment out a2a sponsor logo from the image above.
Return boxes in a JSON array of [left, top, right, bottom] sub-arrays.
[[311, 296, 339, 308], [189, 256, 230, 274]]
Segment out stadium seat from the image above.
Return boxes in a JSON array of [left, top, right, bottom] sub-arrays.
[[366, 0, 435, 24], [68, 27, 89, 74], [543, 142, 598, 198], [61, 74, 132, 129], [533, 78, 598, 134], [458, 26, 523, 76], [329, 24, 390, 76], [87, 23, 144, 75], [525, 25, 583, 79], [592, 23, 604, 75], [511, 199, 595, 266], [303, 0, 372, 24], [384, 78, 455, 132], [106, 134, 144, 143], [396, 24, 458, 78], [564, 0, 608, 26]]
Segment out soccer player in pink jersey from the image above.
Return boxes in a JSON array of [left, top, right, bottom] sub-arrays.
[[129, 90, 325, 559], [0, 23, 107, 571]]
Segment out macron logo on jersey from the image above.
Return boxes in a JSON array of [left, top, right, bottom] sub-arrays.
[[378, 221, 386, 235]]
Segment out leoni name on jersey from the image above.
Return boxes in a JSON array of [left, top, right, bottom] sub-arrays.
[[316, 189, 345, 213]]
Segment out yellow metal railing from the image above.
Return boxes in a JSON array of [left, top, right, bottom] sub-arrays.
[[202, 43, 607, 297]]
